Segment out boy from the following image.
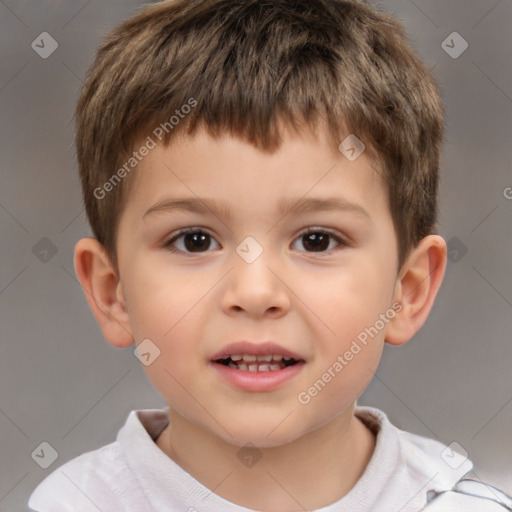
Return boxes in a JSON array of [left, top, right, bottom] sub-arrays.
[[29, 0, 511, 510]]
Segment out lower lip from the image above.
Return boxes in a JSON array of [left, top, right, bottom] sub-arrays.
[[211, 361, 305, 392]]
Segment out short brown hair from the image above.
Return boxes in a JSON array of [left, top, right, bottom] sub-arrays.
[[75, 0, 443, 274]]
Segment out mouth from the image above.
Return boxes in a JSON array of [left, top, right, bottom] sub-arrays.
[[214, 354, 301, 372], [210, 341, 306, 391]]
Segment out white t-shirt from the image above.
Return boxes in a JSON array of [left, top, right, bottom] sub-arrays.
[[28, 407, 512, 511]]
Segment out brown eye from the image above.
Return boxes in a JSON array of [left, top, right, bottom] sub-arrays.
[[292, 230, 344, 253], [165, 229, 220, 253], [302, 232, 330, 252], [183, 232, 211, 252]]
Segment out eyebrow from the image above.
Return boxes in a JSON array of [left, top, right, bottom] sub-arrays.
[[142, 196, 372, 222]]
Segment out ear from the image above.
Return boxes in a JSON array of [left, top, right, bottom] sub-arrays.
[[385, 235, 447, 346], [73, 237, 134, 348]]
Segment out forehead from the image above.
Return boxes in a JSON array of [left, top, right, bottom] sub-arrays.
[[123, 124, 387, 223]]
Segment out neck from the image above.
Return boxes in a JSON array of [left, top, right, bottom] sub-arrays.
[[156, 406, 375, 511]]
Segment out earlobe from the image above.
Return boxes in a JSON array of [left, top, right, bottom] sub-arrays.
[[385, 235, 447, 346], [73, 237, 134, 348]]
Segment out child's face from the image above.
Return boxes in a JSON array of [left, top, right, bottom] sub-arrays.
[[115, 124, 401, 446]]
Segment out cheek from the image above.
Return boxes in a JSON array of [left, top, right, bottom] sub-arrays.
[[123, 261, 212, 379], [299, 259, 395, 341], [124, 262, 209, 340], [128, 299, 207, 420], [298, 328, 385, 422], [293, 260, 392, 406]]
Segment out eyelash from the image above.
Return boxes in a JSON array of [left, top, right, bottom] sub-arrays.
[[163, 227, 348, 255]]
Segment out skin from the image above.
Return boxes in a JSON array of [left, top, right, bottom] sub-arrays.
[[75, 122, 447, 511]]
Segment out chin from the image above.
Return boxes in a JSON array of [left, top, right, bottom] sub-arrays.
[[216, 419, 307, 448]]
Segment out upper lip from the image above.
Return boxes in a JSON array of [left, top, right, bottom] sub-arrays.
[[211, 341, 304, 361]]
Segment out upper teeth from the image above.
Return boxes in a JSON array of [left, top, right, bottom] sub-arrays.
[[229, 355, 292, 362]]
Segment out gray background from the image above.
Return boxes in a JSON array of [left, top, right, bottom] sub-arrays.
[[1, 0, 511, 510]]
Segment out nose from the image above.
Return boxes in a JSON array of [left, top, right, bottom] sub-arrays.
[[220, 247, 291, 319]]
